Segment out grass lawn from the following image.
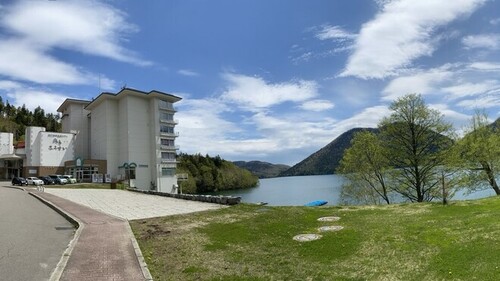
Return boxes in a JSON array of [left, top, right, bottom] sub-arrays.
[[130, 197, 500, 281]]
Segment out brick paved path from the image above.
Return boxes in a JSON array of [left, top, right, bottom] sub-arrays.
[[32, 192, 149, 281]]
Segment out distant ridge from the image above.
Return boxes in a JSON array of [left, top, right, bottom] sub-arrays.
[[279, 127, 378, 177], [233, 161, 290, 178]]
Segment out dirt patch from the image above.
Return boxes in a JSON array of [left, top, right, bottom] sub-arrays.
[[141, 223, 171, 239]]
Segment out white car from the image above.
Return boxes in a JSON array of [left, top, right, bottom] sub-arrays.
[[26, 177, 44, 186], [63, 175, 77, 184]]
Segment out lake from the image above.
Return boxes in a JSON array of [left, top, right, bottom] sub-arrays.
[[213, 174, 497, 206]]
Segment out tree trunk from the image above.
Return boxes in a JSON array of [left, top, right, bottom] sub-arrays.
[[481, 162, 500, 195]]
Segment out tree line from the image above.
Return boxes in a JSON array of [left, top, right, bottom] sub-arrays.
[[0, 96, 62, 140], [177, 153, 259, 194], [339, 93, 499, 205]]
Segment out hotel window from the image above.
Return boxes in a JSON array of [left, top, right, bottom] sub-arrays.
[[161, 152, 176, 160], [160, 112, 174, 121], [160, 125, 174, 134], [161, 167, 176, 176], [159, 100, 173, 110], [161, 138, 175, 146]]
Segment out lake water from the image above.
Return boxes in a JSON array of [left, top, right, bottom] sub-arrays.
[[213, 174, 497, 206]]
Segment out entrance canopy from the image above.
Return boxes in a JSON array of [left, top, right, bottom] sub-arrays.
[[0, 154, 23, 160]]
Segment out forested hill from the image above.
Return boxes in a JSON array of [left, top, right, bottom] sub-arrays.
[[279, 128, 378, 177], [233, 161, 290, 178], [176, 153, 259, 194], [0, 97, 61, 139]]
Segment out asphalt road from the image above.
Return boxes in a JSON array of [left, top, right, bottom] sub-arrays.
[[0, 186, 75, 281]]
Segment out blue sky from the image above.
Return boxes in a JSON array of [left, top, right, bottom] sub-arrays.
[[0, 0, 499, 165]]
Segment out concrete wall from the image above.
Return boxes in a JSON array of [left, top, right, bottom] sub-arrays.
[[25, 127, 45, 166], [0, 132, 14, 155], [122, 95, 152, 190], [67, 103, 90, 159], [91, 99, 119, 177], [38, 132, 75, 167]]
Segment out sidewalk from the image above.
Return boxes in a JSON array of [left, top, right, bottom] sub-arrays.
[[31, 191, 151, 281]]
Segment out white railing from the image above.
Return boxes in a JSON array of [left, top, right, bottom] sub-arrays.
[[160, 132, 179, 137], [160, 145, 180, 150], [161, 159, 178, 164], [159, 119, 179, 125]]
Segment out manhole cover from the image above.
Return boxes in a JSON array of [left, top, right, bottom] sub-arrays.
[[318, 226, 344, 232], [293, 234, 322, 242], [317, 216, 340, 222]]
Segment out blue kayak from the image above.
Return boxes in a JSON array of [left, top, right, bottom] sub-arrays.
[[304, 200, 328, 207]]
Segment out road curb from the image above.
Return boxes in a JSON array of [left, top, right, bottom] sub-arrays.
[[29, 192, 84, 281], [125, 223, 154, 281]]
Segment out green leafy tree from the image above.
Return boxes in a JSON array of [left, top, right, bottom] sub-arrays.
[[456, 112, 500, 195], [339, 131, 392, 204], [176, 153, 258, 193], [380, 94, 454, 202]]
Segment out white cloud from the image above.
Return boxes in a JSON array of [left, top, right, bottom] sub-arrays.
[[382, 66, 453, 101], [469, 61, 500, 71], [2, 0, 149, 66], [429, 103, 471, 124], [442, 80, 500, 99], [0, 39, 90, 84], [490, 18, 500, 25], [4, 87, 74, 114], [0, 80, 22, 90], [0, 0, 148, 86], [316, 25, 357, 41], [299, 100, 335, 111], [462, 33, 500, 50], [341, 0, 486, 79], [457, 94, 500, 109], [221, 73, 319, 109], [177, 69, 200, 77]]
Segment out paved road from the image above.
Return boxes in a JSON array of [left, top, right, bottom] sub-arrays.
[[0, 186, 75, 281], [45, 188, 226, 220]]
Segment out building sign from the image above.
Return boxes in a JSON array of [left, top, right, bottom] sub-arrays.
[[75, 157, 83, 167], [47, 134, 69, 138]]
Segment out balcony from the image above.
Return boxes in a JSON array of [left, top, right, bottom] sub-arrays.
[[160, 145, 180, 150], [160, 119, 179, 125], [159, 104, 177, 112], [160, 159, 178, 164], [160, 132, 179, 137]]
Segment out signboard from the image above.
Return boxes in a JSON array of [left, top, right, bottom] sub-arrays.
[[105, 174, 111, 183]]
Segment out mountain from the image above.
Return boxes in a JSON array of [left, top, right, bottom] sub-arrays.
[[233, 161, 290, 178], [279, 128, 378, 177]]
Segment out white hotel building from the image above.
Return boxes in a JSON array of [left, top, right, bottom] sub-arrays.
[[0, 88, 181, 193]]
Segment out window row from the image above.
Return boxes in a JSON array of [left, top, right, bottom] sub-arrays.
[[160, 125, 175, 134], [161, 138, 175, 146], [161, 152, 176, 160]]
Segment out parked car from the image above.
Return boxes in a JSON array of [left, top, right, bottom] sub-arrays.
[[12, 177, 27, 186], [26, 177, 44, 186], [63, 175, 77, 184], [39, 176, 55, 185], [48, 174, 68, 185]]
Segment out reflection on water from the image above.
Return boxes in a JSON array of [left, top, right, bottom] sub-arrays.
[[211, 174, 497, 206]]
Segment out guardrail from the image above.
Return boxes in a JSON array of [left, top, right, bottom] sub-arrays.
[[127, 189, 241, 205]]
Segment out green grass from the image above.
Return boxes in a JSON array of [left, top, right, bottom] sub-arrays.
[[130, 197, 500, 281]]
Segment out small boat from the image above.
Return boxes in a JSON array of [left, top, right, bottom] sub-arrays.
[[304, 200, 328, 207]]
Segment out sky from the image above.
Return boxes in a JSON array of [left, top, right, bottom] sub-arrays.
[[0, 0, 499, 165]]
